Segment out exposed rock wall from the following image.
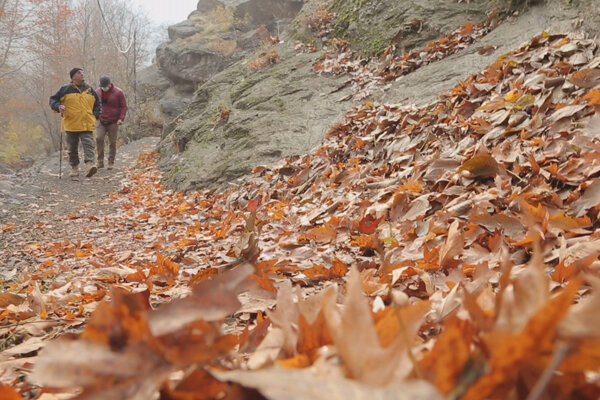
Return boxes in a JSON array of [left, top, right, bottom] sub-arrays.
[[138, 0, 305, 120]]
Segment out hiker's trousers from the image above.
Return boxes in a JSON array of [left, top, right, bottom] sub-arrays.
[[96, 122, 119, 164], [65, 131, 95, 166]]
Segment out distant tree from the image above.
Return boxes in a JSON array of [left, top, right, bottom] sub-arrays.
[[0, 0, 155, 160]]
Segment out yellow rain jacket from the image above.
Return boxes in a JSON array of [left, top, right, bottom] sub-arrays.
[[49, 83, 101, 132]]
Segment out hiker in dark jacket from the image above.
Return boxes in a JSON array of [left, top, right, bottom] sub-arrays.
[[95, 76, 127, 170], [49, 67, 100, 179]]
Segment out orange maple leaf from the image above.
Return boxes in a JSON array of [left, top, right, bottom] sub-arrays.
[[358, 215, 384, 234], [0, 384, 21, 400], [583, 88, 600, 106], [303, 258, 348, 280], [350, 233, 377, 249], [248, 273, 277, 293], [297, 310, 333, 356], [299, 224, 337, 244], [415, 245, 441, 271], [463, 279, 581, 400], [459, 22, 474, 35], [420, 315, 474, 394], [190, 267, 218, 285]]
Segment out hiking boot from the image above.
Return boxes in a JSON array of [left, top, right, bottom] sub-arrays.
[[85, 163, 97, 178], [69, 165, 79, 180], [97, 160, 104, 169], [107, 162, 114, 170]]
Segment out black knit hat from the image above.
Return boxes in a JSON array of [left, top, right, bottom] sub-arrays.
[[100, 76, 111, 88], [69, 67, 83, 79]]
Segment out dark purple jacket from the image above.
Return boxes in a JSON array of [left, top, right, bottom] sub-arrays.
[[96, 84, 127, 123]]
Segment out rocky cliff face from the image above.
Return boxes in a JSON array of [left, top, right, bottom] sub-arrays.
[[138, 0, 304, 120], [153, 0, 600, 192]]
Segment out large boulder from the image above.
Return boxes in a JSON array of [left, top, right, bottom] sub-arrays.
[[148, 0, 305, 121]]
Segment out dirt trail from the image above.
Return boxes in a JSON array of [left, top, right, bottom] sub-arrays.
[[0, 137, 159, 277]]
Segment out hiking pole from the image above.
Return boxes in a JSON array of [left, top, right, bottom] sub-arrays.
[[59, 129, 63, 179]]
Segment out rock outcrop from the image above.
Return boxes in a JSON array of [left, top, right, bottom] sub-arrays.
[[138, 0, 304, 120], [155, 0, 600, 192]]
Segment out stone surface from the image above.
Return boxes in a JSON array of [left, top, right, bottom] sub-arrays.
[[157, 43, 355, 189], [138, 0, 306, 122]]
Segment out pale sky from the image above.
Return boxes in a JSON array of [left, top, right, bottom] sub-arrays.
[[129, 0, 199, 25]]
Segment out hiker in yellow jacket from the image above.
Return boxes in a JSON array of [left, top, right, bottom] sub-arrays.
[[49, 67, 101, 179]]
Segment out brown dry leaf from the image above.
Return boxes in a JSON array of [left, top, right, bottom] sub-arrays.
[[160, 368, 232, 400], [0, 336, 45, 360], [303, 258, 348, 280], [402, 196, 431, 221], [0, 292, 25, 308], [495, 251, 549, 333], [548, 212, 591, 231], [559, 276, 600, 338], [158, 322, 240, 367], [211, 368, 442, 400], [547, 104, 587, 123], [374, 300, 430, 348], [419, 315, 474, 394], [148, 263, 253, 336], [323, 267, 427, 385], [300, 224, 337, 244], [569, 68, 600, 88], [570, 179, 600, 216], [458, 154, 499, 178], [234, 232, 260, 263], [471, 212, 525, 237], [268, 280, 301, 357], [464, 279, 581, 400], [439, 220, 464, 268], [28, 282, 46, 317], [30, 339, 174, 400]]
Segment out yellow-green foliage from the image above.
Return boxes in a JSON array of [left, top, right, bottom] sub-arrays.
[[0, 119, 45, 165]]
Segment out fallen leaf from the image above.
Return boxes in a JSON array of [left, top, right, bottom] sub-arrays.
[[323, 267, 427, 385], [439, 220, 464, 268], [358, 215, 383, 234], [458, 154, 499, 178], [211, 368, 443, 400], [571, 179, 600, 216], [420, 315, 474, 394], [0, 292, 25, 309], [148, 263, 253, 336], [569, 68, 600, 88], [0, 384, 21, 399]]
